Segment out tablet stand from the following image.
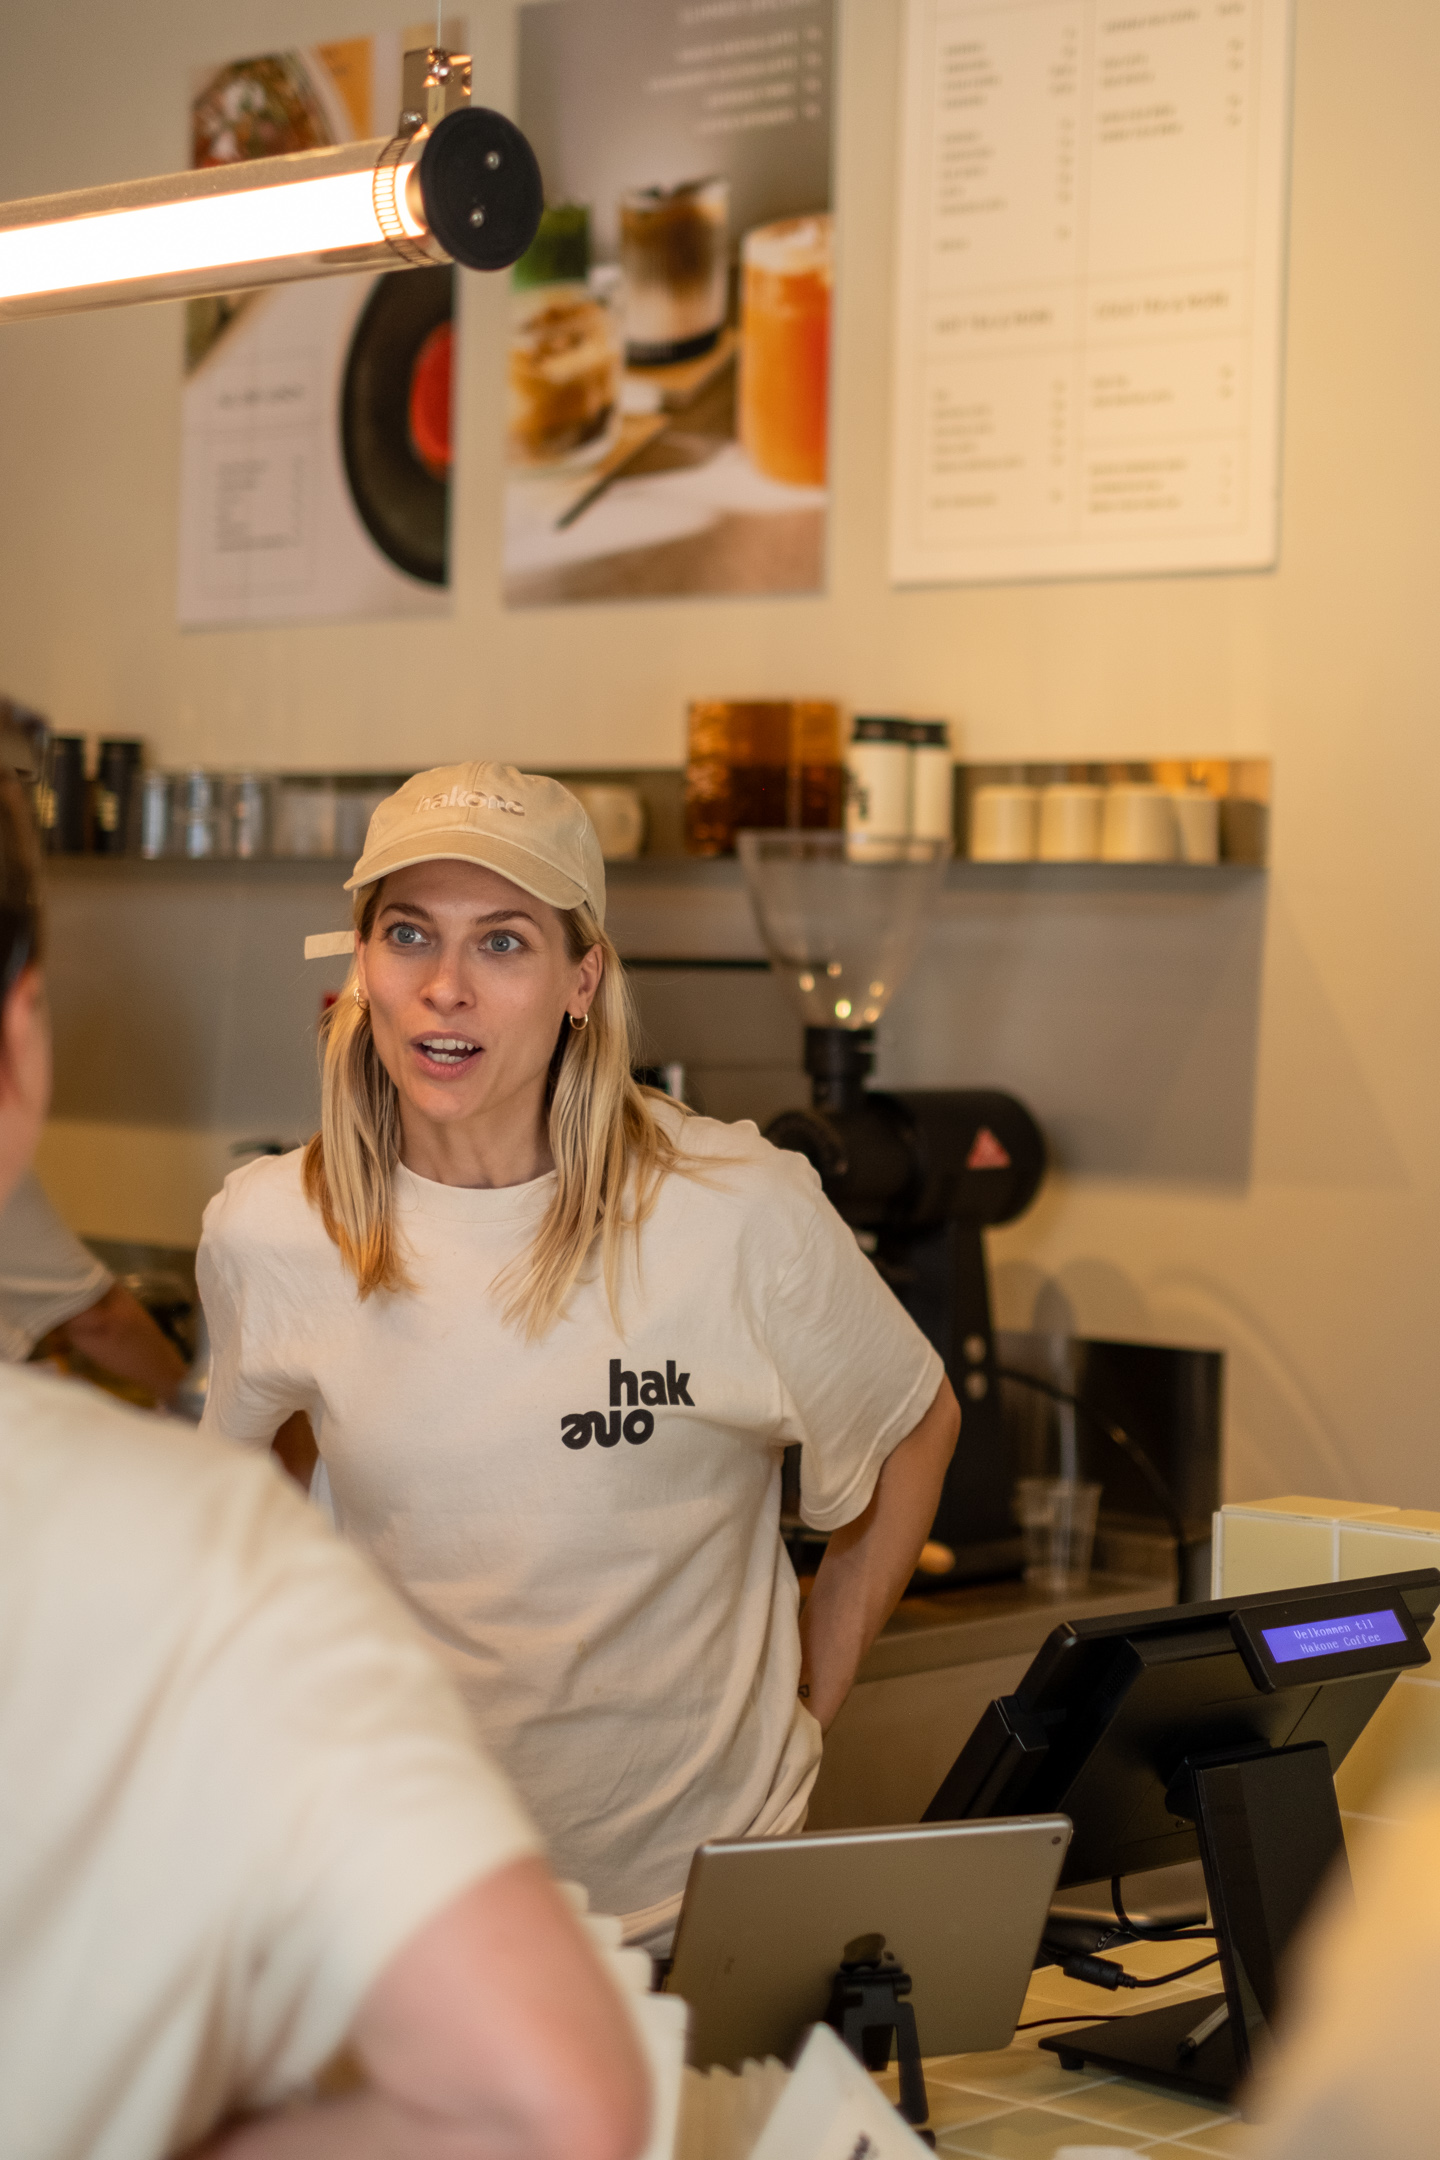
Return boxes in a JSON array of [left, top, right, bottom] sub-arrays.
[[1042, 1740, 1350, 2105], [824, 1939, 929, 2127]]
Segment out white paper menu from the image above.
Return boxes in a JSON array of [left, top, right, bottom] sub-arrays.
[[888, 0, 1293, 586]]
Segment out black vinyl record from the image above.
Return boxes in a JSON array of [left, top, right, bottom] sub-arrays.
[[341, 266, 454, 586]]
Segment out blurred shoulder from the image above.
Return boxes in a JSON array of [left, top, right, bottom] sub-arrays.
[[0, 1359, 299, 1549], [0, 1366, 446, 1739]]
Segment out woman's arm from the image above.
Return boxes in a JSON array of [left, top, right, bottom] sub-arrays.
[[187, 1858, 648, 2160], [797, 1375, 960, 1733]]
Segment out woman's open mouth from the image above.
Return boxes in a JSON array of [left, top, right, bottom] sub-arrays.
[[413, 1034, 483, 1075]]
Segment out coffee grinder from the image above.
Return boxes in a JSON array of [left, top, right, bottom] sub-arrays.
[[739, 831, 1046, 1586]]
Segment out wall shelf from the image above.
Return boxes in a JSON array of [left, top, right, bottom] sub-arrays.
[[40, 757, 1270, 875]]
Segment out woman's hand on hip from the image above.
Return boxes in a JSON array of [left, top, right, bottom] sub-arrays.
[[797, 1376, 961, 1733]]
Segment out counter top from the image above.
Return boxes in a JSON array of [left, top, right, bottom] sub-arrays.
[[888, 1941, 1255, 2156], [861, 1573, 1175, 1686], [810, 1572, 1175, 1831]]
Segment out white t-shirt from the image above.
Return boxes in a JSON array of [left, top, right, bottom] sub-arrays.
[[0, 1360, 540, 2160], [0, 1169, 113, 1360], [198, 1109, 944, 1938]]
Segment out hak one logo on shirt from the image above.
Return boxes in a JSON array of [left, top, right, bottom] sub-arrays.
[[561, 1359, 694, 1449]]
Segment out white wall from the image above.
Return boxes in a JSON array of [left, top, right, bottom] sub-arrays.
[[4, 1, 1440, 1509]]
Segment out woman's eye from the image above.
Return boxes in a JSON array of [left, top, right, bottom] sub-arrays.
[[388, 923, 425, 947], [486, 932, 522, 954]]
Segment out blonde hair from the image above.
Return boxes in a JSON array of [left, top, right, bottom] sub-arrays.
[[302, 881, 688, 1336]]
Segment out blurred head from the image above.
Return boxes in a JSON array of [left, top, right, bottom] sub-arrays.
[[0, 771, 49, 1211]]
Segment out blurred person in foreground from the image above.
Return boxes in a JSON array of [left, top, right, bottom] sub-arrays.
[[1260, 1778, 1440, 2158], [0, 772, 647, 2158]]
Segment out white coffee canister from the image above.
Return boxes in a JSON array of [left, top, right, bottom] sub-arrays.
[[970, 785, 1039, 861], [1037, 783, 1103, 862], [846, 717, 912, 860], [909, 721, 954, 846], [1171, 789, 1220, 865], [1101, 784, 1178, 863]]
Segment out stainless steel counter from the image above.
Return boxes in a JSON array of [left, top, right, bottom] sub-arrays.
[[808, 1571, 1174, 1831]]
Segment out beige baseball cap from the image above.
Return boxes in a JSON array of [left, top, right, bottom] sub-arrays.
[[304, 762, 606, 961], [350, 760, 605, 911]]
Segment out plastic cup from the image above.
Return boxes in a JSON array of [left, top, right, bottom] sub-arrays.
[[1015, 1477, 1102, 1594]]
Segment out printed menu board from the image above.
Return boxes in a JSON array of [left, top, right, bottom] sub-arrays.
[[889, 0, 1294, 586]]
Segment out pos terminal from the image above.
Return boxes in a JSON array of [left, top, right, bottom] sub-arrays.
[[925, 1569, 1440, 2103]]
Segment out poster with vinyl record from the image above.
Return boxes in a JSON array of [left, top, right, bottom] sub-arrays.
[[175, 29, 463, 628]]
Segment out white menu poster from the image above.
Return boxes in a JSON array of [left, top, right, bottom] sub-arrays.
[[889, 0, 1294, 586]]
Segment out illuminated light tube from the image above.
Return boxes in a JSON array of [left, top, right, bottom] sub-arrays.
[[0, 107, 542, 322]]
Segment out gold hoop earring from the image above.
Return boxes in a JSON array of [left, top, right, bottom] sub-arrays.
[[568, 1011, 589, 1031], [353, 984, 368, 1009]]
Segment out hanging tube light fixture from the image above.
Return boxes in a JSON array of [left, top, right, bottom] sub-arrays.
[[0, 48, 543, 323]]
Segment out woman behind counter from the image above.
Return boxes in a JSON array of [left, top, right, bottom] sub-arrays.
[[198, 763, 958, 1950]]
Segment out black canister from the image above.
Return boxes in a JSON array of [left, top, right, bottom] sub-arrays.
[[93, 738, 144, 855], [39, 736, 87, 852]]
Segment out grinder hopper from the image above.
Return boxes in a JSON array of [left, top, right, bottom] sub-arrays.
[[738, 829, 944, 1031], [739, 829, 1047, 1586]]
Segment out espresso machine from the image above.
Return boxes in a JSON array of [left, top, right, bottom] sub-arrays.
[[739, 832, 1047, 1586]]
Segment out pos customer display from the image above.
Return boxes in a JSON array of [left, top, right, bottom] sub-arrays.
[[925, 1569, 1440, 2104]]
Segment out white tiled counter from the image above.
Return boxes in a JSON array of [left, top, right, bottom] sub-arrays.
[[888, 1942, 1264, 2156], [1213, 1494, 1440, 1886]]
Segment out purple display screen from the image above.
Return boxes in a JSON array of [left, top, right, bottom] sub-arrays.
[[1261, 1608, 1407, 1664]]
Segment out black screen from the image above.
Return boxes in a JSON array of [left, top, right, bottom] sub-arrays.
[[925, 1570, 1440, 1887]]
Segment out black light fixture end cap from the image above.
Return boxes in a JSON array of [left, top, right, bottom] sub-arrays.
[[418, 107, 544, 272]]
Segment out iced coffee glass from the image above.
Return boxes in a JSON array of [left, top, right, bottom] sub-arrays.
[[738, 213, 833, 488], [619, 178, 729, 366]]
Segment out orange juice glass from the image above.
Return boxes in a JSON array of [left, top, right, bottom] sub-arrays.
[[738, 214, 832, 488]]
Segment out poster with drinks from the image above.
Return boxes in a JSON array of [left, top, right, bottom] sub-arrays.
[[175, 27, 463, 628], [504, 0, 836, 608]]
